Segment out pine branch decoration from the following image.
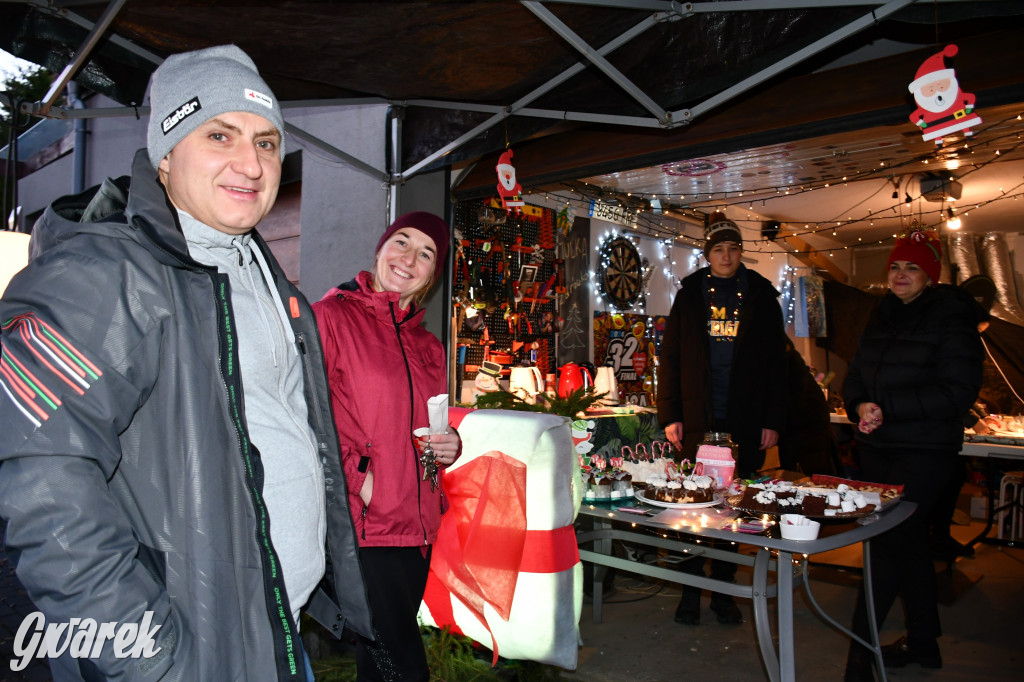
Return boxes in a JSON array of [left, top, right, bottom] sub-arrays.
[[473, 386, 607, 419]]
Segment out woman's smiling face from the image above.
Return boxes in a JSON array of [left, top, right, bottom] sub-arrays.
[[373, 227, 437, 308], [888, 260, 932, 303]]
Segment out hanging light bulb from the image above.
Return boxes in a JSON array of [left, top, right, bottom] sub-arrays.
[[946, 207, 962, 230], [904, 192, 913, 206]]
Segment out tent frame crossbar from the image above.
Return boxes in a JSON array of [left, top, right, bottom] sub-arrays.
[[4, 0, 960, 186]]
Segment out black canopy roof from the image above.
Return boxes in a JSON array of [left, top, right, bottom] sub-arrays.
[[3, 1, 1023, 191]]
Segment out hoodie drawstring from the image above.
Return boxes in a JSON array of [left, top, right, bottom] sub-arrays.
[[250, 240, 297, 352], [231, 237, 295, 367]]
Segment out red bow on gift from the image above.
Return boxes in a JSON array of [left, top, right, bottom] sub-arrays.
[[426, 451, 527, 662]]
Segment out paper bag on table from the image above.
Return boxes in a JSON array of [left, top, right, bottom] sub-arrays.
[[695, 444, 735, 488]]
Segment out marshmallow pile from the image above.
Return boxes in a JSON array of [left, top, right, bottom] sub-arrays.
[[822, 483, 869, 516]]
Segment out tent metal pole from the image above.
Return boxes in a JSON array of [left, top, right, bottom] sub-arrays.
[[389, 107, 402, 223], [38, 0, 129, 116], [399, 9, 666, 180], [522, 0, 670, 124], [681, 0, 918, 120], [23, 0, 163, 67], [285, 122, 388, 182]]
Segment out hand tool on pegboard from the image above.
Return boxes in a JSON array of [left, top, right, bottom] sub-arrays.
[[538, 210, 555, 250], [530, 269, 559, 315]]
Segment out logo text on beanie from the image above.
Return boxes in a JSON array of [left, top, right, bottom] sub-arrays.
[[161, 97, 202, 135], [244, 89, 273, 109]]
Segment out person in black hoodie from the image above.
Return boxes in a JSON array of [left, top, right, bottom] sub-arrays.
[[842, 228, 983, 681], [779, 337, 840, 475], [658, 212, 787, 627]]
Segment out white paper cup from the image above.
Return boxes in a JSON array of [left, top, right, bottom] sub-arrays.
[[779, 514, 821, 541]]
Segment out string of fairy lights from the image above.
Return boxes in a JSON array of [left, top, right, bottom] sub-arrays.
[[586, 225, 808, 325], [527, 109, 1024, 259], [520, 109, 1024, 318]]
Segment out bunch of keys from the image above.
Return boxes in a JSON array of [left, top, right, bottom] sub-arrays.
[[419, 441, 439, 492]]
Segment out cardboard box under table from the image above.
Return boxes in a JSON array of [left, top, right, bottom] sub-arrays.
[[418, 408, 583, 669]]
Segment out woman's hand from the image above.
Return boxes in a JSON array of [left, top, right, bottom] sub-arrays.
[[857, 402, 884, 434], [359, 472, 373, 506], [760, 428, 779, 450], [418, 431, 461, 467]]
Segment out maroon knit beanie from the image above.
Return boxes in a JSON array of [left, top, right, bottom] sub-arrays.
[[888, 228, 942, 284], [375, 211, 450, 279]]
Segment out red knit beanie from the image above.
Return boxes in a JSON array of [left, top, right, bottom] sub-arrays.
[[375, 211, 450, 279], [888, 228, 942, 284]]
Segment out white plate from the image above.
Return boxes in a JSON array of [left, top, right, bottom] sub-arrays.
[[635, 490, 722, 509]]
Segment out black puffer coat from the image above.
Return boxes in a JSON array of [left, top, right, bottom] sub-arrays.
[[842, 284, 983, 451]]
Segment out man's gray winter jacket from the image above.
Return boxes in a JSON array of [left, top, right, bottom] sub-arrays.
[[0, 150, 371, 681]]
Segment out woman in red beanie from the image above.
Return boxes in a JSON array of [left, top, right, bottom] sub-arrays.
[[841, 228, 983, 681], [312, 211, 460, 682]]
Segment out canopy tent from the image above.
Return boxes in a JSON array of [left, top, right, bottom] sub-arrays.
[[4, 0, 1023, 196]]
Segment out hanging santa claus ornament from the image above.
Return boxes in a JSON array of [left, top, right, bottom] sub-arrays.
[[496, 148, 525, 214], [908, 44, 982, 145]]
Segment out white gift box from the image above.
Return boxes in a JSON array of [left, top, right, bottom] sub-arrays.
[[418, 408, 583, 669]]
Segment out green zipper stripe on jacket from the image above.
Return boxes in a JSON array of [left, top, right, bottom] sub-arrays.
[[215, 278, 301, 679]]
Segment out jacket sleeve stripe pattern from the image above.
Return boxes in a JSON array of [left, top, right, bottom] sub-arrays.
[[1, 313, 103, 427]]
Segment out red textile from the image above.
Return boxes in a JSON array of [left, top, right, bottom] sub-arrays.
[[431, 451, 527, 624]]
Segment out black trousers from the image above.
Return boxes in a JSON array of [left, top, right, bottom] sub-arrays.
[[356, 546, 432, 682], [930, 457, 967, 539], [849, 445, 957, 648], [679, 420, 750, 593]]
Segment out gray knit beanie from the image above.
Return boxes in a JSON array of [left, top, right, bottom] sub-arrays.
[[146, 44, 285, 168]]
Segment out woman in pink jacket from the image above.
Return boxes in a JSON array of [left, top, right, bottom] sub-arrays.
[[313, 211, 460, 682]]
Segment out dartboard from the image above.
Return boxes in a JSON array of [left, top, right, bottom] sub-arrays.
[[599, 236, 643, 310]]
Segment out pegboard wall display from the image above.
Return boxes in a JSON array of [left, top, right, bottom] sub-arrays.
[[453, 199, 565, 380]]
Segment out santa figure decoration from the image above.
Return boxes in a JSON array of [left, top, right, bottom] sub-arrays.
[[908, 44, 982, 145], [496, 148, 525, 214]]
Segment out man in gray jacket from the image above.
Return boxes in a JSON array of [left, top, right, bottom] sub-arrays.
[[0, 45, 370, 681]]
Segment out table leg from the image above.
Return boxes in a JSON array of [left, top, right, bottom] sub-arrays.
[[968, 457, 996, 548], [863, 539, 887, 682], [751, 547, 779, 682], [777, 550, 794, 681], [592, 531, 612, 623]]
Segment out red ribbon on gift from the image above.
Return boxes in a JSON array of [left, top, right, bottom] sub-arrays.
[[427, 450, 527, 663], [425, 408, 581, 664], [423, 446, 581, 664]]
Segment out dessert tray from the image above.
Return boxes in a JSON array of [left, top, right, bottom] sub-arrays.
[[635, 490, 723, 510], [722, 474, 903, 519], [809, 475, 903, 510], [723, 495, 876, 520]]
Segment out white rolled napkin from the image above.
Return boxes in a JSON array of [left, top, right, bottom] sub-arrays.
[[427, 393, 449, 434], [414, 394, 450, 439]]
